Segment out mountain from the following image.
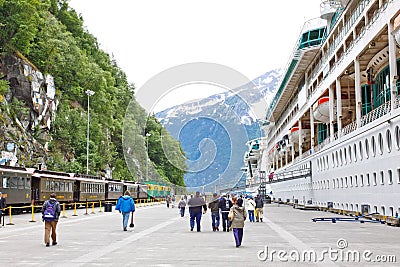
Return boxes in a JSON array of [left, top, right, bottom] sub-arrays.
[[156, 69, 280, 191]]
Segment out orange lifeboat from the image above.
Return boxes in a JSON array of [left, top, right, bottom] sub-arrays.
[[313, 96, 330, 123]]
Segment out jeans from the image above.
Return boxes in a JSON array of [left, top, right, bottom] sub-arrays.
[[221, 212, 231, 231], [180, 207, 185, 217], [233, 228, 244, 246], [122, 212, 130, 229], [248, 210, 255, 222], [211, 212, 220, 228], [189, 210, 202, 231]]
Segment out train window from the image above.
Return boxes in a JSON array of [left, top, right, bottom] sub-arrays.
[[55, 182, 59, 192], [18, 177, 24, 189], [25, 177, 31, 189], [10, 177, 17, 188], [60, 182, 65, 192], [50, 181, 55, 191], [3, 177, 8, 188]]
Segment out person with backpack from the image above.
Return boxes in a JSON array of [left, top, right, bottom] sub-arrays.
[[219, 194, 233, 232], [41, 193, 61, 247], [115, 190, 135, 231]]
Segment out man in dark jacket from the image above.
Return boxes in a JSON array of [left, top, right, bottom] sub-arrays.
[[187, 191, 207, 232], [208, 193, 220, 231], [219, 194, 233, 232], [255, 195, 264, 222], [41, 193, 61, 247], [0, 192, 6, 225]]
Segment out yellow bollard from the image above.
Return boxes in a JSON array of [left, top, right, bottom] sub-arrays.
[[7, 206, 14, 225], [72, 202, 78, 216], [84, 201, 89, 215], [61, 203, 67, 218], [99, 201, 103, 212], [91, 202, 95, 214], [29, 205, 36, 222]]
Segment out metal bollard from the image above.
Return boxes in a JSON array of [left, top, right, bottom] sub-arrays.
[[99, 201, 103, 212], [84, 201, 89, 215], [72, 202, 78, 216], [91, 202, 95, 214], [6, 206, 14, 225], [29, 205, 36, 222], [61, 203, 67, 218]]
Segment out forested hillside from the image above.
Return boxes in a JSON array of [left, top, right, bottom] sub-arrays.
[[0, 0, 185, 186]]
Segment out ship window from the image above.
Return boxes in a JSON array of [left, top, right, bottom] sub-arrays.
[[366, 174, 370, 186], [340, 149, 343, 166], [365, 139, 369, 158], [317, 159, 320, 171], [345, 177, 348, 187], [350, 176, 353, 187], [325, 155, 329, 170], [371, 136, 376, 157], [395, 126, 400, 150], [388, 169, 393, 185], [380, 171, 384, 185], [378, 133, 383, 154], [341, 177, 344, 188], [331, 152, 335, 167], [354, 175, 358, 187], [360, 174, 364, 186], [386, 129, 392, 153], [333, 179, 336, 189], [353, 144, 357, 162], [373, 172, 377, 186], [359, 141, 363, 160], [344, 147, 347, 164], [348, 145, 352, 163], [336, 151, 339, 167]]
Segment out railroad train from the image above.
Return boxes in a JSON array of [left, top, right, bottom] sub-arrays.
[[0, 165, 172, 212]]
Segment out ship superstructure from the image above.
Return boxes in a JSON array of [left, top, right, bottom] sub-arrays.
[[258, 0, 400, 216]]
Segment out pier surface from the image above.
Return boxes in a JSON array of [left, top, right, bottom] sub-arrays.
[[0, 203, 399, 266]]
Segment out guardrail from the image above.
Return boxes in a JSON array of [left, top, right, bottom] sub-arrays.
[[0, 198, 165, 226]]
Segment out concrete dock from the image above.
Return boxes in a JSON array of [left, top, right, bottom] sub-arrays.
[[0, 203, 399, 266]]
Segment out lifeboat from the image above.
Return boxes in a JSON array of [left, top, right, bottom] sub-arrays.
[[313, 96, 331, 123], [289, 126, 311, 145]]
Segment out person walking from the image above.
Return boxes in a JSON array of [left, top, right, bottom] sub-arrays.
[[0, 192, 6, 225], [41, 193, 61, 247], [115, 190, 136, 231], [208, 193, 220, 231], [166, 195, 171, 208], [219, 194, 233, 232], [230, 198, 246, 247], [255, 195, 264, 222], [187, 191, 207, 232], [178, 197, 186, 217], [246, 197, 256, 222]]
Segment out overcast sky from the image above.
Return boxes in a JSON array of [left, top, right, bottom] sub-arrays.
[[69, 0, 322, 112]]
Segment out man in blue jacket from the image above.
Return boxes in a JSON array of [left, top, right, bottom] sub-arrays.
[[115, 191, 136, 231]]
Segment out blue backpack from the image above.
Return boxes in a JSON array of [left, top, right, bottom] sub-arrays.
[[43, 201, 57, 221]]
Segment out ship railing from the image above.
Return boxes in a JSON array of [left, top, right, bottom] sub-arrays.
[[360, 101, 391, 127], [271, 168, 311, 183]]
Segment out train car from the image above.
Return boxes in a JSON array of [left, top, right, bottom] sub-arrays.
[[105, 179, 124, 201], [123, 182, 148, 200], [73, 173, 106, 202], [32, 169, 75, 204], [0, 165, 33, 208]]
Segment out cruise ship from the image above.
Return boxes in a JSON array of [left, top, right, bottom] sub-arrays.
[[245, 0, 400, 218]]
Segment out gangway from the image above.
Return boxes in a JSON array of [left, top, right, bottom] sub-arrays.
[[312, 213, 386, 224]]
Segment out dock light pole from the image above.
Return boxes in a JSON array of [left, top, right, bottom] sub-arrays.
[[145, 133, 151, 182], [85, 90, 95, 175]]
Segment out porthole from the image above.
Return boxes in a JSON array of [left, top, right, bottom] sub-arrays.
[[371, 136, 376, 157], [380, 171, 384, 185], [388, 169, 393, 184], [344, 147, 347, 165], [348, 145, 352, 163], [336, 151, 339, 167], [353, 143, 358, 162], [395, 126, 400, 150], [378, 133, 383, 155], [365, 138, 369, 158], [359, 141, 363, 160], [386, 129, 392, 153]]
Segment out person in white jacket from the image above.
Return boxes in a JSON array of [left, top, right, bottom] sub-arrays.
[[246, 197, 256, 222]]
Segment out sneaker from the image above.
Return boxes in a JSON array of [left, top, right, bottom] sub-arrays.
[[260, 218, 263, 222], [52, 242, 57, 246], [123, 228, 127, 231], [46, 243, 50, 247], [190, 228, 193, 231]]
